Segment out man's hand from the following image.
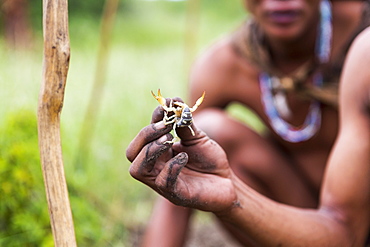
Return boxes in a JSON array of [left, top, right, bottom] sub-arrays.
[[126, 101, 237, 213]]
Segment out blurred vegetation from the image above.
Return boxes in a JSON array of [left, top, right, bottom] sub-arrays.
[[0, 111, 52, 246], [0, 0, 253, 246]]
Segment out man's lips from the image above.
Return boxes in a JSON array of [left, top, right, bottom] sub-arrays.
[[266, 10, 300, 25]]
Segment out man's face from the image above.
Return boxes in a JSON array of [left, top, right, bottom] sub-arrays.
[[244, 0, 321, 41]]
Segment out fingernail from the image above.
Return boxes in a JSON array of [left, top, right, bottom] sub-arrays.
[[176, 152, 188, 164], [154, 121, 166, 130]]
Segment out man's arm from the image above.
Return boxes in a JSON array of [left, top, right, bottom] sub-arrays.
[[319, 26, 370, 244], [218, 27, 370, 246]]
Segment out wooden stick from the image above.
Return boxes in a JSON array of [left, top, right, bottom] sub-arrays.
[[184, 0, 200, 74], [38, 0, 77, 246]]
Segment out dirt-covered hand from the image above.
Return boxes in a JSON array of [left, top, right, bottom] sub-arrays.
[[126, 100, 237, 213]]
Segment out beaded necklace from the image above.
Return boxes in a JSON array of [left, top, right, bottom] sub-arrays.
[[259, 0, 332, 143]]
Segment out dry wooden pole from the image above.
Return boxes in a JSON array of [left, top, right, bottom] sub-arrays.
[[184, 0, 200, 75], [75, 0, 119, 169], [37, 0, 77, 246]]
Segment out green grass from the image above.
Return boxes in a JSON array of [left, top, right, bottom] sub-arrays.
[[0, 1, 248, 245]]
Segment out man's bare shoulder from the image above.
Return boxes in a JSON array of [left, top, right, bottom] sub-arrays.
[[342, 27, 370, 94], [353, 27, 370, 113], [189, 37, 260, 108], [192, 37, 257, 78], [340, 27, 370, 121], [353, 27, 370, 62]]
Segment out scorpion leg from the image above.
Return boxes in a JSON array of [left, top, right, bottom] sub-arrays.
[[188, 125, 195, 136], [163, 123, 180, 144]]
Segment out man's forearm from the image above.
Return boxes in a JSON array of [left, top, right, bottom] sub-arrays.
[[215, 174, 352, 247]]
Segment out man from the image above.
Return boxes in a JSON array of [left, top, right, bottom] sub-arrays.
[[127, 26, 370, 246], [128, 0, 370, 246]]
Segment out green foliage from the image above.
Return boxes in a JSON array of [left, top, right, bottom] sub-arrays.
[[0, 111, 117, 246], [0, 110, 53, 247]]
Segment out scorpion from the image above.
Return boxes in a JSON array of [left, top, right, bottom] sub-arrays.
[[151, 89, 205, 143]]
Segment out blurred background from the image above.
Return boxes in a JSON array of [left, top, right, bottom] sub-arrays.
[[0, 0, 248, 246]]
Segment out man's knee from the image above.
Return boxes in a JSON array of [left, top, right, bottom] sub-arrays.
[[194, 108, 229, 139], [194, 108, 259, 150]]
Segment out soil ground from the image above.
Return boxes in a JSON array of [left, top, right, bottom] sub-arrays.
[[129, 212, 242, 247]]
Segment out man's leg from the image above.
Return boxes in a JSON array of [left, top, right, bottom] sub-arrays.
[[141, 197, 193, 247], [194, 108, 317, 208]]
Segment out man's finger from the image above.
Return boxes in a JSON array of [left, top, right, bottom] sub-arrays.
[[129, 134, 173, 180], [126, 121, 172, 162], [175, 121, 209, 148], [155, 152, 188, 193], [151, 106, 165, 124]]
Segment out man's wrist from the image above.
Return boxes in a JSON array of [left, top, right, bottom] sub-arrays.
[[213, 172, 244, 220]]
